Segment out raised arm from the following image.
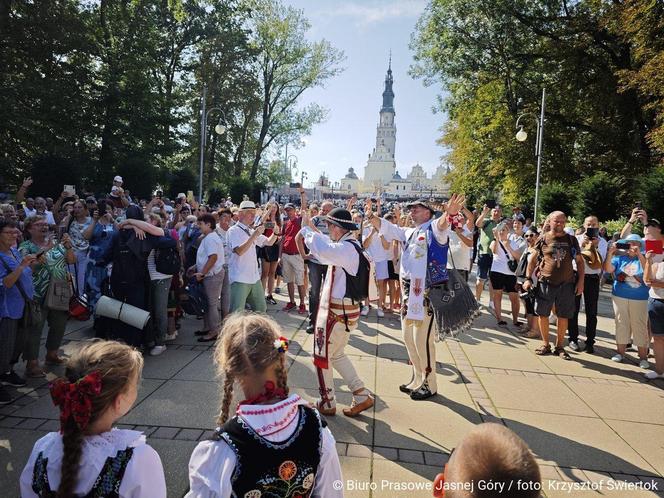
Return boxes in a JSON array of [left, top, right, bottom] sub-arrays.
[[475, 205, 490, 228]]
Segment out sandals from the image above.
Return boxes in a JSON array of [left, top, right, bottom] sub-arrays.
[[554, 347, 571, 360], [535, 344, 552, 356], [497, 320, 508, 328]]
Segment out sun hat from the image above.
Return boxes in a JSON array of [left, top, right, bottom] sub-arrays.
[[113, 175, 123, 183], [617, 234, 643, 247], [239, 200, 256, 210], [405, 199, 435, 214]]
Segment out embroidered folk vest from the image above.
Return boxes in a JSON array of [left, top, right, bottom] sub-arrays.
[[426, 224, 449, 286], [214, 405, 326, 498], [31, 447, 134, 498]]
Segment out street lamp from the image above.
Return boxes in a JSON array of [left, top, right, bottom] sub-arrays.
[[199, 84, 228, 203], [287, 155, 298, 182], [515, 88, 546, 222]]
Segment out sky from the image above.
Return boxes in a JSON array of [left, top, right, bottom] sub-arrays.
[[281, 0, 448, 187]]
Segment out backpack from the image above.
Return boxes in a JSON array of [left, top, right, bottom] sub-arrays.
[[343, 240, 370, 302], [110, 231, 145, 295], [155, 235, 181, 275], [180, 278, 208, 316]]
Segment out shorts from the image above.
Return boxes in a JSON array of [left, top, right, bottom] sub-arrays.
[[534, 280, 576, 319], [281, 253, 304, 285], [374, 260, 389, 280], [649, 298, 664, 336], [387, 260, 399, 280], [490, 271, 517, 292], [259, 244, 279, 262], [477, 253, 493, 280]]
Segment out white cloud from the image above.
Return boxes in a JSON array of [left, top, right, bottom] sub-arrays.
[[316, 0, 427, 27]]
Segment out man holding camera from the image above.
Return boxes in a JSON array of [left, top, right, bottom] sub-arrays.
[[227, 200, 279, 313], [523, 211, 584, 360], [568, 216, 607, 353], [475, 204, 502, 306]]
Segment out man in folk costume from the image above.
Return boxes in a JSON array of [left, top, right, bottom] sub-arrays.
[[299, 206, 374, 417], [367, 194, 478, 400]]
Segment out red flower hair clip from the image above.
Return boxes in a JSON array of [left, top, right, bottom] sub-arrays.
[[50, 371, 103, 433], [273, 336, 289, 353]]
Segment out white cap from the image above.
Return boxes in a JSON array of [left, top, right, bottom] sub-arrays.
[[239, 200, 256, 210], [177, 192, 186, 199], [113, 175, 123, 183], [111, 186, 121, 194]]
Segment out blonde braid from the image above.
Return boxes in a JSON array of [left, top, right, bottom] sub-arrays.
[[275, 354, 289, 397], [217, 374, 235, 425]]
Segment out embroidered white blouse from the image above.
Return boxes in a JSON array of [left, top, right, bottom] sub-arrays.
[[20, 428, 166, 498], [185, 394, 343, 498]]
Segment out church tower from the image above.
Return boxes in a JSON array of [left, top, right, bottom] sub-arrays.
[[363, 55, 397, 189]]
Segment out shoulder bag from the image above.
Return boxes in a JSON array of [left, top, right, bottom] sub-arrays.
[[498, 239, 519, 273]]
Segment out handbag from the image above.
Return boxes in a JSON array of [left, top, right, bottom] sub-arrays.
[[0, 253, 42, 328], [69, 261, 91, 321], [46, 273, 73, 312], [499, 240, 519, 273]]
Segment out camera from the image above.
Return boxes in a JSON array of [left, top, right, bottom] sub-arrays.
[[519, 287, 535, 300], [264, 221, 275, 229]]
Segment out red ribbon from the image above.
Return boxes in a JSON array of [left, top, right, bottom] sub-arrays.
[[50, 371, 103, 432], [238, 380, 287, 407]]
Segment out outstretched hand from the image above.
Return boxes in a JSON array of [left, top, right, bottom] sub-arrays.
[[446, 193, 465, 216]]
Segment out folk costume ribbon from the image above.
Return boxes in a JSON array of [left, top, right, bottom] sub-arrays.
[[50, 371, 103, 432]]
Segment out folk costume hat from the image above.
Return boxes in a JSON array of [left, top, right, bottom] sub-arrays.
[[323, 207, 358, 231], [406, 199, 435, 215]]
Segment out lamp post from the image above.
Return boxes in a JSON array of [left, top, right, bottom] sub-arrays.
[[515, 88, 546, 222], [287, 154, 298, 183], [199, 84, 228, 202]]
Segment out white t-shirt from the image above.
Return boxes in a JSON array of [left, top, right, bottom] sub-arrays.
[[649, 254, 664, 300], [227, 223, 268, 284], [196, 232, 225, 276], [491, 236, 525, 276], [447, 227, 472, 271], [362, 226, 390, 262], [215, 227, 232, 265]]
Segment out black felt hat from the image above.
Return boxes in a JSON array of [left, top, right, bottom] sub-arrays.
[[405, 199, 435, 214], [323, 207, 358, 231]]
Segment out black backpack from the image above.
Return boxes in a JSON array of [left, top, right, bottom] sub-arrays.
[[343, 240, 370, 303], [155, 235, 181, 275], [111, 231, 146, 295]]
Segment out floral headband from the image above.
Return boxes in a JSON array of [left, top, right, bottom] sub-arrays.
[[273, 336, 289, 353], [50, 371, 103, 433]]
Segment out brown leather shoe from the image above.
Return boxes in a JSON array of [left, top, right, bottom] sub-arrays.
[[342, 395, 374, 417], [316, 401, 336, 416]]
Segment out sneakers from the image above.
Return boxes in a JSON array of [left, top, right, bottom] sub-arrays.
[[644, 371, 664, 380], [569, 341, 580, 352], [0, 371, 26, 387], [266, 295, 277, 305], [410, 383, 436, 400], [639, 359, 650, 369], [298, 304, 307, 315], [360, 306, 369, 316], [0, 385, 11, 404], [282, 302, 296, 312], [150, 345, 167, 356], [306, 324, 315, 334], [274, 287, 281, 294], [611, 354, 623, 363], [342, 394, 375, 417], [164, 331, 178, 342], [584, 344, 594, 354], [376, 308, 385, 318]]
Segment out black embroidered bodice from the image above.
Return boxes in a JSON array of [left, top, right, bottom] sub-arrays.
[[32, 447, 134, 498], [213, 405, 326, 498]]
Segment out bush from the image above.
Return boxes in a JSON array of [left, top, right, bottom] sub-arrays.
[[602, 217, 631, 237], [539, 182, 575, 217], [207, 185, 228, 207], [637, 166, 664, 221], [165, 167, 197, 200], [574, 172, 624, 221]]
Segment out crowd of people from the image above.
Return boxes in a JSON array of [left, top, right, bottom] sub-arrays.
[[1, 174, 662, 497]]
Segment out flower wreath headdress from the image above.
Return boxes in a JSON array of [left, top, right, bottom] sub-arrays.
[[273, 336, 289, 353]]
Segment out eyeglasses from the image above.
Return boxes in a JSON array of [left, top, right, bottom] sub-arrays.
[[525, 234, 536, 238]]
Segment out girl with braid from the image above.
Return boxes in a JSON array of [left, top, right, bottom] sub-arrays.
[[186, 313, 342, 498], [20, 341, 166, 498]]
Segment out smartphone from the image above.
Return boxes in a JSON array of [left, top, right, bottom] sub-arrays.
[[156, 190, 163, 199], [645, 239, 663, 255], [264, 221, 275, 229], [585, 227, 599, 239], [635, 202, 642, 210], [616, 242, 630, 250], [64, 184, 75, 196], [486, 199, 497, 209], [289, 182, 301, 189], [186, 190, 194, 203]]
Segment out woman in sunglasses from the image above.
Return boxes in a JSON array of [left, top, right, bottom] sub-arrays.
[[517, 227, 541, 339]]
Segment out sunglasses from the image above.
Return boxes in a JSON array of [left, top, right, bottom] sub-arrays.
[[525, 234, 536, 238]]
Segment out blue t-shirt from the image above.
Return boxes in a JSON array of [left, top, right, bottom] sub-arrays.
[[88, 223, 118, 264], [611, 255, 649, 300], [0, 248, 35, 319]]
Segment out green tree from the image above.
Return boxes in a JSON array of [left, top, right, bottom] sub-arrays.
[[539, 182, 575, 219], [246, 0, 344, 180], [574, 172, 625, 222]]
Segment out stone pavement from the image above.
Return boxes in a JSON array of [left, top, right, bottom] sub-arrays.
[[1, 285, 663, 497]]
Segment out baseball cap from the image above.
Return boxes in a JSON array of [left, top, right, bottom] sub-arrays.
[[113, 175, 123, 183], [85, 196, 97, 204], [284, 203, 296, 210], [177, 192, 186, 199], [239, 200, 256, 210], [646, 218, 661, 228]]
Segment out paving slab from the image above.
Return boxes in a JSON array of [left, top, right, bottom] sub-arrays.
[[147, 438, 198, 498], [141, 349, 203, 380], [478, 371, 596, 417], [371, 458, 440, 498], [604, 419, 664, 476], [338, 456, 373, 498], [172, 350, 217, 381], [0, 428, 48, 497], [121, 379, 219, 429], [461, 341, 551, 373], [501, 408, 658, 475]]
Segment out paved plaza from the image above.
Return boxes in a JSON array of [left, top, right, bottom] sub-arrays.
[[1, 286, 663, 497]]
